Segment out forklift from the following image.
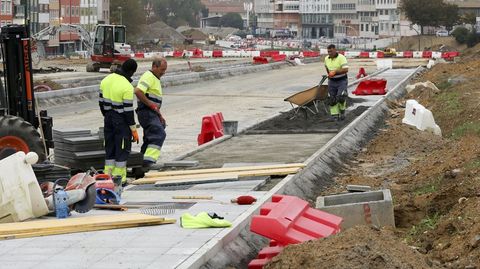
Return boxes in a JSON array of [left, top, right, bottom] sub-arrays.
[[0, 24, 53, 162]]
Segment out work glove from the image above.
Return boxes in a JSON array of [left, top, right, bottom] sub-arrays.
[[130, 125, 139, 144], [328, 70, 336, 78]]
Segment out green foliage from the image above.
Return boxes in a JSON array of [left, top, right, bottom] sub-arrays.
[[466, 30, 479, 48], [452, 27, 470, 44], [110, 0, 145, 33], [460, 12, 477, 25], [436, 90, 460, 112], [150, 0, 205, 28], [401, 0, 459, 33], [408, 213, 441, 241], [452, 122, 480, 138], [220, 13, 244, 30]]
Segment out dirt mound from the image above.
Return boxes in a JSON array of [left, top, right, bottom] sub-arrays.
[[392, 36, 465, 51], [265, 226, 433, 269]]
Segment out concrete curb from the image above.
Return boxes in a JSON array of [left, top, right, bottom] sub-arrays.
[[175, 67, 406, 269]]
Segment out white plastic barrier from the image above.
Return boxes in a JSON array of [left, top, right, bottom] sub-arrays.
[[320, 49, 328, 55], [144, 52, 154, 59], [345, 51, 360, 58], [402, 99, 442, 136], [376, 59, 393, 69], [413, 51, 423, 58], [240, 50, 250, 57], [432, 51, 442, 59], [164, 51, 174, 57], [396, 51, 404, 58], [369, 52, 378, 58], [251, 50, 261, 57], [203, 51, 213, 57], [223, 50, 235, 57], [185, 51, 193, 57], [0, 152, 49, 223], [232, 51, 241, 57]]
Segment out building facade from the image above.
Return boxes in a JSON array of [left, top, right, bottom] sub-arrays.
[[300, 0, 333, 38], [97, 0, 108, 24], [256, 0, 419, 39], [0, 0, 14, 27]]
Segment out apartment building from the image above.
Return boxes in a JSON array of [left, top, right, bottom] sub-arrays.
[[97, 0, 108, 24], [80, 0, 97, 32], [300, 0, 333, 38], [0, 0, 13, 27], [256, 0, 419, 39]]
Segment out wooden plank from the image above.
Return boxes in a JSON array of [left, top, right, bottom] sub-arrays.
[[172, 195, 213, 200], [153, 174, 239, 184], [0, 214, 175, 236], [134, 167, 302, 185], [0, 219, 177, 240], [143, 163, 305, 178]]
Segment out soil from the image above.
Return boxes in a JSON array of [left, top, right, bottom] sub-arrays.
[[392, 36, 466, 52], [265, 57, 480, 268], [248, 103, 369, 133], [265, 226, 433, 269]]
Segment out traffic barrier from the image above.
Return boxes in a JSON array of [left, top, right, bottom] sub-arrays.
[[403, 51, 413, 58], [203, 50, 213, 57], [253, 56, 269, 64], [396, 51, 404, 58], [271, 54, 286, 62], [422, 51, 432, 58], [212, 50, 223, 57], [369, 52, 377, 58], [402, 99, 442, 136], [251, 50, 261, 57], [173, 50, 183, 58], [250, 194, 342, 245], [192, 48, 203, 58], [413, 51, 423, 58], [247, 245, 284, 269], [376, 51, 385, 58], [164, 51, 174, 57], [197, 114, 224, 146], [134, 52, 145, 58], [212, 112, 224, 134], [359, 51, 370, 58], [356, 67, 368, 79], [352, 78, 387, 95], [432, 51, 442, 59]]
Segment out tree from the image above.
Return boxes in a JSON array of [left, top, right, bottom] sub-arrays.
[[460, 12, 477, 25], [401, 0, 459, 34], [110, 0, 145, 33], [220, 13, 244, 30], [451, 26, 469, 43], [151, 0, 205, 28]]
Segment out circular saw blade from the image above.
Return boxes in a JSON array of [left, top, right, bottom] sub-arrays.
[[74, 184, 97, 213]]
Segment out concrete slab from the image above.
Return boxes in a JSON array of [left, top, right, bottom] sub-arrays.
[[186, 133, 335, 168]]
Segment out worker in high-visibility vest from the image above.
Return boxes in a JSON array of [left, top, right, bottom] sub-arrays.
[[135, 58, 168, 169], [99, 59, 139, 184], [324, 44, 349, 121]]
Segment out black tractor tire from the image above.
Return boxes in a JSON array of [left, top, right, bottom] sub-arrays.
[[0, 115, 46, 162]]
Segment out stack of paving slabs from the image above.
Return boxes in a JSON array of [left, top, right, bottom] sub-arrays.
[[53, 128, 143, 171], [33, 162, 71, 184]]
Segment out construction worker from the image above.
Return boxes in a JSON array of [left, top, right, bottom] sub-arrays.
[[99, 59, 139, 184], [135, 58, 168, 169], [324, 44, 349, 121]]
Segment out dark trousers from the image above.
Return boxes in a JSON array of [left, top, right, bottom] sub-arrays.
[[328, 77, 348, 115], [137, 109, 166, 164], [104, 111, 131, 182]]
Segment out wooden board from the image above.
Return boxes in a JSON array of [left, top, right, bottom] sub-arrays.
[[143, 163, 306, 178], [134, 167, 302, 185], [154, 174, 239, 186], [0, 214, 176, 240]]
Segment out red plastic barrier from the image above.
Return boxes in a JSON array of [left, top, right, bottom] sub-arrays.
[[173, 51, 183, 58], [248, 246, 284, 269], [212, 50, 223, 57], [192, 48, 203, 58], [134, 52, 145, 58], [356, 67, 368, 79], [403, 51, 413, 58], [359, 51, 370, 58], [250, 195, 342, 245], [271, 54, 286, 62], [352, 79, 387, 95], [422, 51, 432, 58], [253, 56, 269, 64], [197, 114, 224, 145], [212, 112, 224, 134], [376, 51, 385, 58]]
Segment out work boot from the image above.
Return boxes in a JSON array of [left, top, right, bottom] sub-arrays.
[[142, 161, 164, 173], [331, 115, 340, 122], [340, 110, 346, 121]]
